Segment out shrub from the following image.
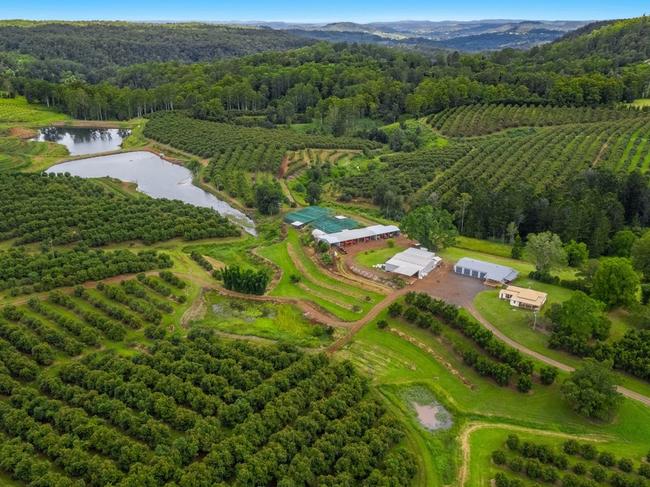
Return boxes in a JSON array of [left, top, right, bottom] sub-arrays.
[[618, 458, 633, 473], [563, 440, 579, 455], [580, 443, 597, 460], [573, 463, 586, 475], [495, 473, 510, 487], [506, 434, 520, 451], [590, 465, 607, 482], [598, 451, 615, 467], [377, 320, 388, 330], [639, 464, 650, 478], [388, 302, 403, 317], [517, 375, 533, 393], [509, 456, 524, 473], [540, 366, 559, 385], [492, 450, 507, 465]]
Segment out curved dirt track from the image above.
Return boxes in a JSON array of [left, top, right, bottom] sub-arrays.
[[464, 304, 650, 407], [458, 422, 607, 487]]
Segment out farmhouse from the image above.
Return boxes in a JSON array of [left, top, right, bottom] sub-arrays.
[[312, 224, 400, 247], [453, 257, 518, 285], [384, 247, 441, 279], [499, 285, 548, 311]]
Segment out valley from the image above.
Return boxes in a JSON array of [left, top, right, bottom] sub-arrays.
[[1, 13, 650, 487]]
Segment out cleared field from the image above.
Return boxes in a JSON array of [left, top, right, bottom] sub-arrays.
[[0, 96, 68, 126]]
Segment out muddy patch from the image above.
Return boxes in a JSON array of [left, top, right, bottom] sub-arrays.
[[412, 401, 453, 431], [403, 386, 453, 432]]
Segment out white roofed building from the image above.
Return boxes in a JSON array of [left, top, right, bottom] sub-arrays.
[[312, 224, 400, 247], [384, 247, 441, 279]]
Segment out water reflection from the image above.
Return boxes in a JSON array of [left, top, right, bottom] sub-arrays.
[[47, 151, 256, 235], [34, 127, 131, 155]]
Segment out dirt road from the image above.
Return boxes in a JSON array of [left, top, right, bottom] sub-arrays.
[[458, 422, 606, 486]]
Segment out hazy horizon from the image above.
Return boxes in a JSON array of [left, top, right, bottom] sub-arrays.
[[1, 0, 646, 23]]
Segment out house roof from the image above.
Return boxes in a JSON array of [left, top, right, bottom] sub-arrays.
[[455, 257, 518, 282], [502, 285, 547, 305], [313, 224, 399, 245]]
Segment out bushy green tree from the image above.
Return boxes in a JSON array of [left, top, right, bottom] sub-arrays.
[[525, 232, 566, 273], [401, 206, 457, 251], [564, 240, 588, 267], [561, 359, 621, 421], [591, 257, 640, 308]]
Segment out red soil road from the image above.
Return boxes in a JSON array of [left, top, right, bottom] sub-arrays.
[[323, 263, 650, 407]]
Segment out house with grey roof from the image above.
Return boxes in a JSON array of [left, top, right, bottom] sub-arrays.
[[453, 257, 518, 285]]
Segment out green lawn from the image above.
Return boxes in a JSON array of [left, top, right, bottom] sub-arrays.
[[355, 242, 406, 268], [0, 96, 69, 126], [473, 285, 650, 398], [341, 311, 650, 487], [455, 236, 513, 258], [192, 292, 332, 347], [628, 98, 650, 108], [258, 230, 383, 321], [439, 245, 578, 281]]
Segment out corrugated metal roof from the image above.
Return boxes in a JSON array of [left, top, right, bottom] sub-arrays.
[[314, 224, 399, 245], [455, 257, 518, 282]]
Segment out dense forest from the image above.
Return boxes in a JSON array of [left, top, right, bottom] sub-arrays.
[[0, 21, 309, 82], [2, 17, 649, 121]]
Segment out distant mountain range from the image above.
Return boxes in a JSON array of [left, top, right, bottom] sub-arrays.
[[233, 19, 591, 51]]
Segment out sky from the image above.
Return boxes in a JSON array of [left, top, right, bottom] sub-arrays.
[[0, 0, 647, 23]]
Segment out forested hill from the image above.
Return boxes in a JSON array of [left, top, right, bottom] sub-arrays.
[[528, 17, 650, 68], [0, 21, 310, 82]]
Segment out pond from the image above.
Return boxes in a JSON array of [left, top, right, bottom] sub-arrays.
[[412, 401, 453, 431], [34, 127, 131, 155], [47, 151, 256, 235]]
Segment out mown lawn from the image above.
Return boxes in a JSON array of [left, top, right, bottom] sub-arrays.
[[0, 96, 69, 126], [355, 242, 406, 268], [439, 245, 578, 281], [474, 286, 650, 398], [258, 231, 383, 321], [0, 137, 68, 172], [340, 312, 650, 487]]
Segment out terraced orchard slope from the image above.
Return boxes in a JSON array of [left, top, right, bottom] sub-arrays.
[[0, 318, 416, 486], [143, 112, 378, 173], [0, 137, 68, 173], [429, 103, 648, 136]]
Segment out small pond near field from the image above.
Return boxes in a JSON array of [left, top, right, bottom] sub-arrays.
[[403, 386, 453, 432], [34, 127, 131, 155], [47, 151, 256, 234]]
